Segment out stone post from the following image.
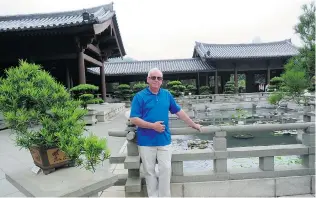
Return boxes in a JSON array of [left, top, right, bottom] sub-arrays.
[[302, 125, 315, 169], [213, 131, 227, 173]]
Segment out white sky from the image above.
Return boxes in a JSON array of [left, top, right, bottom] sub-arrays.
[[0, 0, 311, 60]]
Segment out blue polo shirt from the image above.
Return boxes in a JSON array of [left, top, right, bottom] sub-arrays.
[[130, 87, 181, 146]]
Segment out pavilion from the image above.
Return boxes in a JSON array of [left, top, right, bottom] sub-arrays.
[[0, 3, 126, 100], [88, 39, 299, 94]]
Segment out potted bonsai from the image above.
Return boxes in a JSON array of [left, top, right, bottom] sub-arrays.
[[70, 84, 103, 125], [0, 61, 110, 174]]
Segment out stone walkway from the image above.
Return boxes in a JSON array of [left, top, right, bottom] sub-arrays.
[[0, 105, 128, 197]]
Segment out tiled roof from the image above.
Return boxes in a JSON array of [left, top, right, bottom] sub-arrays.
[[0, 3, 114, 32], [194, 39, 299, 59], [88, 58, 215, 76]]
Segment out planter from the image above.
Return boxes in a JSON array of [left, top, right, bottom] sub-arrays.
[[84, 109, 98, 125], [29, 146, 73, 175]]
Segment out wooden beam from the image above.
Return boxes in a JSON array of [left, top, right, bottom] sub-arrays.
[[93, 19, 112, 35], [83, 54, 103, 67], [87, 44, 101, 55], [1, 53, 77, 62], [110, 21, 123, 58]]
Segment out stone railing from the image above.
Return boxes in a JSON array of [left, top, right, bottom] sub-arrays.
[[108, 112, 315, 197], [180, 93, 270, 104], [176, 92, 315, 106]]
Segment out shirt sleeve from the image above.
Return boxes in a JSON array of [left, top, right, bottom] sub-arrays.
[[130, 94, 142, 118], [168, 91, 181, 114]]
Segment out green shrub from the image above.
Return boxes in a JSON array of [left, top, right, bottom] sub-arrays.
[[199, 86, 210, 94], [115, 84, 133, 101], [70, 84, 103, 109], [0, 60, 109, 172]]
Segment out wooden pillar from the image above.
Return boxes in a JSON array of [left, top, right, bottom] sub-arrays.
[[66, 66, 70, 89], [78, 50, 86, 84], [234, 64, 238, 93], [196, 73, 200, 94], [267, 68, 271, 84], [215, 70, 218, 94], [206, 74, 209, 87], [100, 64, 106, 101]]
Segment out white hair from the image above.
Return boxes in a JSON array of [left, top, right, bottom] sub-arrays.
[[147, 68, 163, 77]]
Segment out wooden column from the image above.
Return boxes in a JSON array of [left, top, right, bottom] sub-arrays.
[[66, 66, 70, 89], [266, 60, 271, 85], [196, 73, 200, 94], [215, 70, 218, 94], [100, 63, 106, 101], [234, 64, 238, 93], [267, 68, 271, 84], [78, 50, 86, 84]]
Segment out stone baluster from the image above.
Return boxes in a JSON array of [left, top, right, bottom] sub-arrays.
[[188, 102, 193, 111], [124, 120, 142, 196], [303, 112, 312, 122], [302, 125, 315, 169], [213, 131, 227, 173]]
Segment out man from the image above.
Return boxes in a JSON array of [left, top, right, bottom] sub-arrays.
[[129, 68, 201, 197]]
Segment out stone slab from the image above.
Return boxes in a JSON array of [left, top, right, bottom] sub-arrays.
[[276, 176, 311, 196], [5, 166, 118, 197], [0, 178, 19, 197], [183, 178, 275, 197]]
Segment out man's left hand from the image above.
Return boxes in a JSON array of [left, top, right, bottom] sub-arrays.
[[192, 123, 202, 131]]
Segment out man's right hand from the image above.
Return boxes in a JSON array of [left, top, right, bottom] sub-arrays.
[[151, 121, 165, 132]]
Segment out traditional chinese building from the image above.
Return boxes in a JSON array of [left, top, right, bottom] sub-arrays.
[[89, 39, 299, 94], [0, 3, 126, 100]]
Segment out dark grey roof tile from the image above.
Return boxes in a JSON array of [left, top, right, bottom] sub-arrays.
[[88, 58, 214, 76], [0, 3, 114, 32], [195, 39, 299, 59]]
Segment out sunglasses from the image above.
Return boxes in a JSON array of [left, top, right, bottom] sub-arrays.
[[149, 76, 163, 81]]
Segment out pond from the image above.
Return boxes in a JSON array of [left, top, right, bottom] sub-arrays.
[[169, 107, 305, 173]]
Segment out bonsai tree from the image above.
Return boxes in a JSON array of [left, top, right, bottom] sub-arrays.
[[0, 61, 110, 173], [185, 84, 197, 95], [132, 82, 147, 94], [267, 77, 284, 92], [223, 81, 236, 94], [167, 81, 186, 97], [199, 86, 211, 95], [70, 84, 103, 109], [115, 84, 133, 101]]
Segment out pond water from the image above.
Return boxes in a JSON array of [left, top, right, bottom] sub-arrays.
[[169, 107, 304, 173]]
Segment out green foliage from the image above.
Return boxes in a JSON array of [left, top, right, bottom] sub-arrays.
[[0, 61, 109, 172], [231, 109, 249, 121], [167, 81, 186, 97], [287, 2, 315, 79], [70, 84, 103, 109], [281, 70, 309, 100], [224, 81, 236, 94], [238, 79, 246, 88], [185, 85, 197, 95], [268, 77, 284, 92], [308, 76, 315, 92], [199, 86, 211, 95], [115, 84, 133, 101], [132, 82, 147, 93], [268, 92, 285, 106]]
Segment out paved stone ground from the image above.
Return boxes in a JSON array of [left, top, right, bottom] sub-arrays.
[[0, 106, 128, 197]]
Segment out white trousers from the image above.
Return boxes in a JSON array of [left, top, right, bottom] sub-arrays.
[[138, 144, 172, 198]]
